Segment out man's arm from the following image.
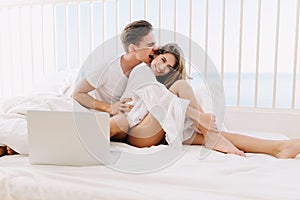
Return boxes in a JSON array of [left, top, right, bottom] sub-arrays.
[[73, 78, 132, 115], [72, 78, 111, 113]]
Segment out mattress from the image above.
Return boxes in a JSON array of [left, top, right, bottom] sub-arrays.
[[1, 139, 300, 200]]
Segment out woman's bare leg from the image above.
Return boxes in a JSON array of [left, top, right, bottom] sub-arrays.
[[182, 132, 245, 156], [184, 130, 300, 158], [110, 114, 128, 142], [222, 132, 300, 158], [183, 133, 204, 145], [172, 81, 299, 158], [127, 113, 165, 148]]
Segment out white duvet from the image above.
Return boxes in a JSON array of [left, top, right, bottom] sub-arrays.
[[0, 96, 73, 154]]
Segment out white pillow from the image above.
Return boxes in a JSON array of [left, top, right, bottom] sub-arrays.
[[30, 69, 79, 96]]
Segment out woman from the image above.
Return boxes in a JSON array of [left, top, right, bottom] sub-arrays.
[[119, 43, 300, 159]]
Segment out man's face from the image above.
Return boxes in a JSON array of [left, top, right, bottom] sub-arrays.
[[134, 32, 157, 64]]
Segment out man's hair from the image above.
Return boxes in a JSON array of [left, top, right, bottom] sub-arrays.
[[121, 20, 153, 53]]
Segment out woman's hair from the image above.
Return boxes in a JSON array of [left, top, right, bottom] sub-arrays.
[[121, 20, 153, 53], [154, 43, 187, 88]]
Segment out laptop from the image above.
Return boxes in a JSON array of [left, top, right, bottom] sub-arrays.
[[27, 110, 115, 166]]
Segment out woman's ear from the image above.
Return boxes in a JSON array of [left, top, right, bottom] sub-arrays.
[[128, 44, 136, 52]]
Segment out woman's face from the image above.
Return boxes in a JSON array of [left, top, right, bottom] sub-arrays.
[[150, 53, 177, 76]]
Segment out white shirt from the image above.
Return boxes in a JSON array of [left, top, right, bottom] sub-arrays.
[[86, 56, 128, 103]]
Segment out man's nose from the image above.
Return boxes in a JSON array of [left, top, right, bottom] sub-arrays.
[[152, 45, 158, 51]]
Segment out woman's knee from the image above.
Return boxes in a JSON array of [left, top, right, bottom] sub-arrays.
[[169, 80, 190, 94]]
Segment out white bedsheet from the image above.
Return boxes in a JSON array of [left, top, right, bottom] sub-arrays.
[[0, 141, 300, 200]]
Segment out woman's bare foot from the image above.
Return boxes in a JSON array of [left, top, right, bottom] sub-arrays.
[[6, 146, 16, 155], [275, 139, 300, 159], [205, 133, 246, 157]]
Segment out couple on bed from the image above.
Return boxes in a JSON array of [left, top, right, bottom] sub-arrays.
[[72, 20, 300, 159], [1, 20, 299, 158]]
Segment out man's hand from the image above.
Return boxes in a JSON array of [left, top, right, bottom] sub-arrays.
[[110, 98, 133, 115]]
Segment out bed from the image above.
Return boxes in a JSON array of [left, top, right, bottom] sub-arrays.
[[1, 139, 300, 200], [1, 71, 300, 200]]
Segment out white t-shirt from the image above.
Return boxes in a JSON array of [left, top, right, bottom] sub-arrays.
[[86, 56, 128, 103]]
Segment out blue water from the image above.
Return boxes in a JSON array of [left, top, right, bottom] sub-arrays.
[[191, 72, 300, 109]]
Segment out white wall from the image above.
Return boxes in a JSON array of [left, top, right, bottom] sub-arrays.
[[224, 107, 300, 139]]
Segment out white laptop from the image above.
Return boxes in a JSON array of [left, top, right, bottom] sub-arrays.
[[27, 110, 116, 166]]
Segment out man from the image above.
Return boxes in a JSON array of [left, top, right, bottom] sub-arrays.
[[73, 20, 157, 140]]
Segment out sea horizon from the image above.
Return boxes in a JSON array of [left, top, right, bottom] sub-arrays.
[[191, 71, 300, 108]]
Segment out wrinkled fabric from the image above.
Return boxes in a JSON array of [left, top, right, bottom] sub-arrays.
[[0, 96, 73, 154]]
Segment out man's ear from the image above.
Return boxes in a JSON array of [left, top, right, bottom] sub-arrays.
[[128, 44, 136, 52]]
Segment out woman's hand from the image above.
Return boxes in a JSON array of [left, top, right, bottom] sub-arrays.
[[110, 98, 133, 115]]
